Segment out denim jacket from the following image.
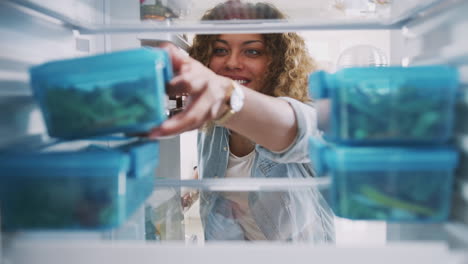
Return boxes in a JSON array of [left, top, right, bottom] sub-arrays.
[[197, 97, 335, 243]]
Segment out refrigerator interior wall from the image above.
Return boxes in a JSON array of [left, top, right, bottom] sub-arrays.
[[0, 4, 64, 147], [386, 0, 468, 248], [0, 0, 108, 148]]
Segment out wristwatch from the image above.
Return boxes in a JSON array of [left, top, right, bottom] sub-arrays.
[[215, 80, 245, 126]]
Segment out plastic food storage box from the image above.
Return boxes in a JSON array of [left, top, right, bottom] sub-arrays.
[[30, 48, 172, 139], [309, 138, 458, 222], [309, 65, 459, 145], [0, 140, 159, 230]]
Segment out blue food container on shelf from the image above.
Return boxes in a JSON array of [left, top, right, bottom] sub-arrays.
[[309, 138, 458, 222], [309, 65, 459, 145], [30, 48, 172, 139], [0, 140, 159, 230]]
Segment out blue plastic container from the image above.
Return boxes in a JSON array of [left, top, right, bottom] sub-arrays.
[[30, 48, 172, 139], [0, 140, 158, 230], [309, 138, 458, 222], [309, 65, 459, 145]]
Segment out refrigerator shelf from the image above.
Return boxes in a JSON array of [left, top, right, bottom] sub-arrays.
[[152, 177, 332, 191], [5, 0, 446, 34]]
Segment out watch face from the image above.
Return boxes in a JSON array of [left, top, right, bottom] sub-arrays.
[[230, 85, 244, 112]]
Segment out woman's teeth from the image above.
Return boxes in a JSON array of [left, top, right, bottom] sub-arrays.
[[234, 80, 248, 85]]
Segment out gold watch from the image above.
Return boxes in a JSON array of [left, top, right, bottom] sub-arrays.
[[215, 80, 245, 125]]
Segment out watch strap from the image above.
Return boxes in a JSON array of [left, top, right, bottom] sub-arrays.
[[214, 80, 237, 126], [214, 109, 236, 125]]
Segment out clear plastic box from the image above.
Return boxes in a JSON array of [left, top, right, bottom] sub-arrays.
[[30, 48, 172, 139], [309, 65, 459, 145], [0, 140, 159, 230], [309, 138, 458, 222]]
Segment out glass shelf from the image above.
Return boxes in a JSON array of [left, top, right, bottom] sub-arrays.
[[0, 81, 30, 96], [76, 19, 399, 35], [4, 236, 465, 264], [2, 177, 468, 263], [3, 177, 465, 241], [7, 0, 446, 34], [152, 177, 331, 191]]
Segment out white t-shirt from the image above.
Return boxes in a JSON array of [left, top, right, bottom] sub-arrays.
[[222, 149, 267, 241]]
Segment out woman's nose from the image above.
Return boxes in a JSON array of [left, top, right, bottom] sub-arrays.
[[225, 53, 243, 69]]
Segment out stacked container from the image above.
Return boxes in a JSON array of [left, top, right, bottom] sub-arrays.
[[308, 65, 459, 222], [0, 48, 172, 230]]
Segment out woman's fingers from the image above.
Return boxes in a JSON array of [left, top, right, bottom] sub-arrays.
[[153, 97, 213, 136], [159, 42, 189, 73], [166, 59, 212, 96], [149, 85, 225, 137], [148, 47, 233, 137], [170, 71, 210, 93]]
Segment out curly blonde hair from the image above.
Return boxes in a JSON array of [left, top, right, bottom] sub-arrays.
[[189, 0, 316, 103]]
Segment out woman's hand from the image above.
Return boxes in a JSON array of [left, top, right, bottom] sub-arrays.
[[148, 44, 231, 138]]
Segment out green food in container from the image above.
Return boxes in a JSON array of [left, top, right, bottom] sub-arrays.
[[30, 48, 172, 139], [309, 65, 459, 144], [44, 78, 158, 136], [0, 140, 158, 230], [309, 138, 458, 222]]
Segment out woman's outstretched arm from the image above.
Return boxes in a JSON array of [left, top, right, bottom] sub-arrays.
[[148, 44, 317, 152]]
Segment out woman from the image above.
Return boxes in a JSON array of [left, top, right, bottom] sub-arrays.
[[150, 0, 335, 243]]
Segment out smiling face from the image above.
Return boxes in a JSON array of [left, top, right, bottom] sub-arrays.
[[208, 34, 270, 92]]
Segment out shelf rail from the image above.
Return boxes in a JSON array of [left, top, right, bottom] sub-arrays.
[[153, 177, 331, 191]]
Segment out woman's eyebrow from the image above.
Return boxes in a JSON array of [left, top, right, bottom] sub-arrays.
[[242, 40, 264, 45], [214, 39, 264, 45], [214, 39, 228, 45]]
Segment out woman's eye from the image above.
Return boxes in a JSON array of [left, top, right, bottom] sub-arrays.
[[213, 48, 228, 55], [245, 49, 262, 56]]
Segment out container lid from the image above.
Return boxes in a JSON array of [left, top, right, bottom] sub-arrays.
[[329, 65, 459, 93], [30, 47, 173, 83], [0, 139, 162, 179], [81, 140, 159, 179], [308, 71, 329, 99], [309, 138, 459, 174], [118, 140, 159, 178], [308, 65, 459, 101], [0, 150, 130, 178]]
